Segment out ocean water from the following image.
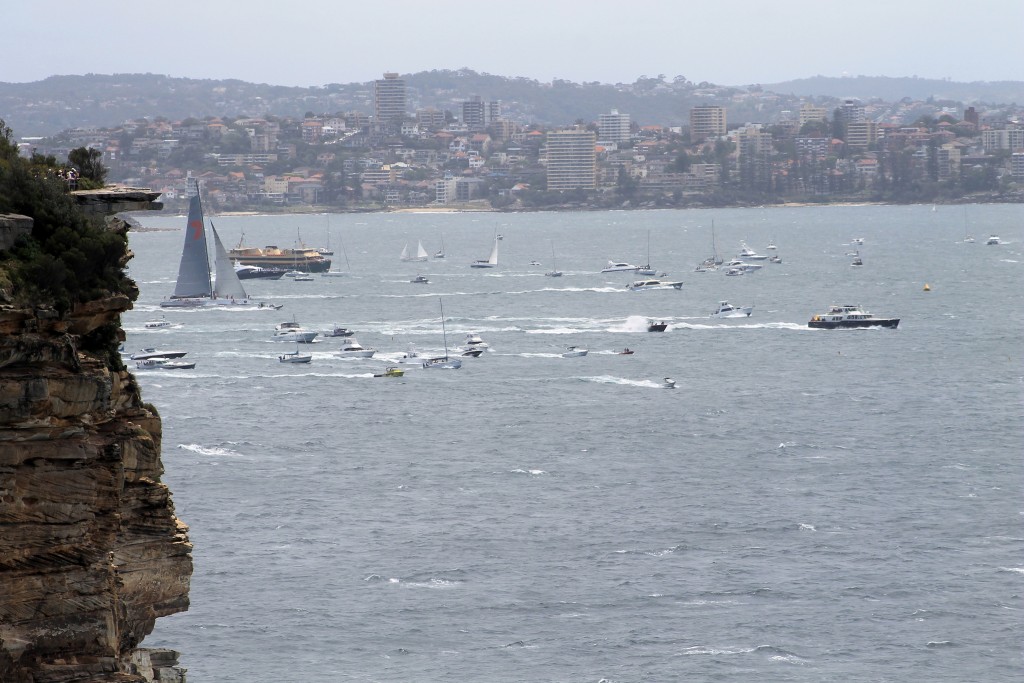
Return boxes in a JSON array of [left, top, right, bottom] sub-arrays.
[[131, 204, 1023, 682]]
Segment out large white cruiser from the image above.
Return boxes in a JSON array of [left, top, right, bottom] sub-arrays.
[[808, 304, 899, 329]]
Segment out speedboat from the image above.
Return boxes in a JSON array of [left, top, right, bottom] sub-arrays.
[[626, 279, 683, 291], [399, 344, 424, 364], [336, 339, 376, 358], [411, 275, 429, 284], [711, 301, 753, 318], [662, 377, 677, 389], [851, 237, 865, 245], [374, 366, 405, 378], [986, 235, 1001, 245], [808, 304, 899, 329], [464, 332, 488, 348], [769, 255, 782, 264], [618, 348, 634, 355], [529, 260, 541, 266], [272, 321, 318, 343], [278, 350, 312, 364], [130, 347, 188, 361], [851, 254, 863, 266], [561, 346, 588, 357], [647, 320, 668, 332], [724, 267, 745, 276], [723, 260, 763, 273], [601, 261, 640, 273], [234, 263, 285, 280], [766, 241, 777, 251], [322, 326, 354, 338], [459, 347, 484, 358], [144, 316, 172, 329], [292, 274, 315, 281], [135, 358, 195, 370]]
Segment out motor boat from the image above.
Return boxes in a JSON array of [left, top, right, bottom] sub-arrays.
[[618, 348, 634, 355], [292, 274, 315, 281], [464, 332, 488, 348], [374, 366, 405, 378], [766, 241, 777, 251], [711, 301, 753, 318], [135, 358, 195, 370], [723, 260, 763, 273], [278, 350, 312, 364], [459, 347, 484, 358], [130, 347, 188, 361], [647, 320, 668, 332], [272, 321, 318, 343], [411, 275, 429, 284], [322, 326, 354, 338], [336, 338, 376, 358], [601, 261, 640, 273], [851, 237, 865, 245], [144, 316, 172, 329], [561, 346, 588, 357], [808, 304, 899, 329], [737, 242, 769, 260], [626, 279, 683, 291], [662, 377, 677, 389], [398, 344, 424, 364], [234, 263, 285, 280], [769, 255, 782, 264], [529, 260, 541, 266], [724, 267, 745, 276], [851, 254, 863, 266], [986, 235, 1001, 245]]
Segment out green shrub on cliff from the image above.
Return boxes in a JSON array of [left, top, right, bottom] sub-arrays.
[[0, 119, 132, 311]]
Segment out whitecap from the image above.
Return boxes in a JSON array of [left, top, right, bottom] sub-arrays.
[[997, 567, 1024, 574], [176, 443, 243, 457], [799, 523, 816, 531]]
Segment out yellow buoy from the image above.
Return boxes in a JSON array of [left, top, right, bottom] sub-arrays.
[[923, 283, 931, 291]]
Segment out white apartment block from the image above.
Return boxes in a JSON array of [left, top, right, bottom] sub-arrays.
[[690, 106, 727, 142], [599, 110, 631, 143], [545, 129, 597, 191], [981, 128, 1024, 152]]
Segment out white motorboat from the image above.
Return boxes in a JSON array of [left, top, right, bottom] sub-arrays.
[[986, 235, 1001, 245], [808, 304, 899, 329], [464, 332, 488, 348], [135, 358, 195, 370], [766, 240, 777, 251], [737, 242, 769, 260], [601, 261, 639, 273], [851, 237, 865, 245], [769, 255, 782, 263], [711, 301, 753, 318], [851, 253, 863, 266], [470, 233, 499, 268], [722, 260, 763, 273], [272, 321, 318, 343], [459, 347, 484, 358], [292, 274, 315, 281], [662, 377, 677, 389], [724, 267, 745, 276], [130, 347, 188, 361], [626, 279, 683, 291], [561, 346, 588, 357], [278, 350, 312, 364], [336, 338, 376, 358], [144, 316, 172, 329]]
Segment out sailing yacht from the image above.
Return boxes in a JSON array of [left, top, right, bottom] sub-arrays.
[[434, 233, 446, 259], [470, 233, 499, 268], [400, 240, 429, 262], [161, 187, 269, 308], [422, 299, 462, 369], [545, 240, 562, 277]]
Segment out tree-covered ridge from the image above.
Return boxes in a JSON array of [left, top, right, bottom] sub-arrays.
[[0, 119, 132, 313]]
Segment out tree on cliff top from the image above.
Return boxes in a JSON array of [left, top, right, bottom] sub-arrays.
[[0, 119, 132, 312]]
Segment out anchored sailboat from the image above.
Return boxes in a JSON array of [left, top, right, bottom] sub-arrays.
[[161, 184, 271, 308], [422, 298, 462, 369], [401, 240, 429, 262], [470, 232, 499, 268], [545, 240, 562, 277]]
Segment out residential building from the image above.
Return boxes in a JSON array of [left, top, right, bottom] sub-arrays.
[[690, 105, 726, 142], [374, 72, 406, 130], [545, 128, 597, 191], [599, 110, 631, 143], [416, 108, 447, 131], [799, 104, 828, 126], [1011, 152, 1024, 179], [836, 98, 866, 125], [845, 121, 879, 149], [981, 128, 1024, 152], [937, 143, 961, 180], [462, 96, 486, 130]]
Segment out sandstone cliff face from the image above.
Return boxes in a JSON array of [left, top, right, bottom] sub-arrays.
[[0, 220, 192, 682]]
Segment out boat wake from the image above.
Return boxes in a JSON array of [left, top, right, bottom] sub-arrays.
[[177, 443, 244, 457], [581, 375, 673, 389]]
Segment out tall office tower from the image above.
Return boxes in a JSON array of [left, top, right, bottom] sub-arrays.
[[546, 129, 597, 191], [599, 110, 631, 143], [690, 105, 727, 142], [374, 72, 407, 131]]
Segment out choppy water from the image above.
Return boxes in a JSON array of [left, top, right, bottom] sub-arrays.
[[133, 204, 1023, 681]]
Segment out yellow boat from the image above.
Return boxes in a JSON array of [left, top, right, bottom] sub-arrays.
[[374, 366, 404, 378]]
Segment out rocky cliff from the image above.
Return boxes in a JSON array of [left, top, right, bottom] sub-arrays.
[[0, 215, 192, 682]]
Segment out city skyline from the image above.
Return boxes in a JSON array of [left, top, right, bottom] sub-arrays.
[[2, 0, 1021, 89]]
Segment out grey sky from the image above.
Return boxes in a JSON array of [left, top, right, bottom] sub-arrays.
[[3, 0, 1021, 87]]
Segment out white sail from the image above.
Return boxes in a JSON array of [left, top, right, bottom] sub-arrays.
[[400, 243, 410, 261], [486, 236, 498, 265], [415, 240, 429, 260], [211, 223, 249, 300]]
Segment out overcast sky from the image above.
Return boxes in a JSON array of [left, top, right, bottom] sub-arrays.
[[3, 0, 1021, 87]]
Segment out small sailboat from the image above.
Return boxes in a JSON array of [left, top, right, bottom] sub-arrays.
[[422, 299, 462, 369], [321, 225, 350, 276], [434, 233, 446, 259], [962, 208, 975, 243], [545, 240, 562, 277], [634, 230, 657, 276], [470, 233, 499, 268]]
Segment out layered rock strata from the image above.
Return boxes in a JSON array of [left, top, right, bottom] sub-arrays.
[[1, 217, 192, 682]]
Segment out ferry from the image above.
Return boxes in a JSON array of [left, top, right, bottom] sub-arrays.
[[228, 244, 332, 273]]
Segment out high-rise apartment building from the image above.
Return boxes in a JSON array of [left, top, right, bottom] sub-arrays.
[[599, 110, 631, 143], [546, 129, 597, 191], [374, 72, 406, 130], [462, 96, 486, 130], [690, 105, 726, 142], [799, 104, 828, 126], [845, 121, 879, 149]]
